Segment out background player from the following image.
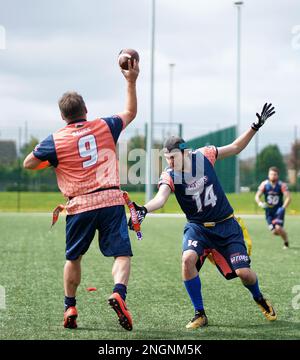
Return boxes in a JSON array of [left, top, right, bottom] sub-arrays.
[[129, 103, 277, 329], [255, 167, 291, 249], [23, 58, 139, 331]]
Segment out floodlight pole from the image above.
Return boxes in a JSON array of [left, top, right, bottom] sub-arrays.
[[234, 1, 243, 193], [17, 127, 22, 212], [169, 63, 175, 134], [146, 0, 156, 202], [295, 125, 298, 191], [25, 120, 28, 144], [255, 131, 259, 182]]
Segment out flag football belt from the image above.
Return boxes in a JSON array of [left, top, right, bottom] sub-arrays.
[[51, 186, 120, 227], [202, 213, 234, 227], [205, 215, 253, 267], [68, 186, 120, 200]]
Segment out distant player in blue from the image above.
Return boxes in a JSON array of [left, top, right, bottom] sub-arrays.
[[255, 166, 291, 249], [129, 103, 277, 329]]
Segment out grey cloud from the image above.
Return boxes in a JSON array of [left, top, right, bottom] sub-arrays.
[[0, 0, 299, 157]]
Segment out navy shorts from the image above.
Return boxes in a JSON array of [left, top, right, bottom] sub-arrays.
[[266, 212, 285, 231], [183, 217, 250, 280], [65, 205, 132, 260]]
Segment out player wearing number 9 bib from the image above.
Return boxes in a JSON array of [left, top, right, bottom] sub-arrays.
[[255, 167, 291, 249], [23, 58, 139, 331], [128, 103, 278, 329]]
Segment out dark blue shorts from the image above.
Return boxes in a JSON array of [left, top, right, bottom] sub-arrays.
[[183, 217, 250, 280], [65, 205, 132, 260], [266, 212, 285, 231]]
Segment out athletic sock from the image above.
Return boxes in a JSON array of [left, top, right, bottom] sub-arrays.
[[184, 275, 204, 312], [195, 309, 206, 317], [64, 296, 76, 311], [244, 278, 263, 301], [113, 283, 127, 301]]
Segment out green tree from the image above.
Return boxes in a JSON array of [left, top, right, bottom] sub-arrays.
[[20, 136, 39, 160], [256, 144, 287, 182], [240, 159, 255, 188], [0, 135, 58, 191], [0, 140, 17, 166]]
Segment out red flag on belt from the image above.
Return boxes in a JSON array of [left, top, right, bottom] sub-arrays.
[[51, 204, 65, 227]]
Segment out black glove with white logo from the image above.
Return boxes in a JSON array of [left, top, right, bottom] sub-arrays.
[[251, 103, 275, 131], [128, 202, 148, 230]]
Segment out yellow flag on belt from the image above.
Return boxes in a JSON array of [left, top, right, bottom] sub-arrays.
[[207, 216, 252, 266], [236, 217, 252, 256]]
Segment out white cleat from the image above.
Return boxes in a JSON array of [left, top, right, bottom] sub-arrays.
[[283, 241, 289, 250]]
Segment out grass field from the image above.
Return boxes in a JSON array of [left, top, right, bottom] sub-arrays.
[[0, 191, 300, 214], [0, 213, 299, 340]]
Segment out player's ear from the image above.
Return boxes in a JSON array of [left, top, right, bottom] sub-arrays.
[[60, 112, 67, 122], [84, 106, 88, 114]]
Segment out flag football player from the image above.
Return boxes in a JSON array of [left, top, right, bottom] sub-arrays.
[[129, 103, 277, 329], [255, 167, 291, 249], [23, 59, 139, 331]]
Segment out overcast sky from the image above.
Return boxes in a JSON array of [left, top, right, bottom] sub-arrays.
[[0, 0, 299, 158]]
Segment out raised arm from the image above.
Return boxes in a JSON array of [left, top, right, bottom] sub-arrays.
[[218, 103, 275, 160], [117, 59, 139, 128], [218, 128, 257, 160]]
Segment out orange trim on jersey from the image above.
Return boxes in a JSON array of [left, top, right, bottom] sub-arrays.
[[258, 180, 268, 192], [281, 182, 288, 193], [199, 146, 218, 166], [158, 171, 175, 192]]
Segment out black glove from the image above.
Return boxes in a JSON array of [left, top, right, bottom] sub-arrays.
[[128, 202, 148, 230], [251, 103, 275, 131]]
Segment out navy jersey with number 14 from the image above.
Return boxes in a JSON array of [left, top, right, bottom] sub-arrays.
[[158, 146, 233, 224]]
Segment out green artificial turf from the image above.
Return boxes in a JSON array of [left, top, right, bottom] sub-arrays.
[[0, 191, 299, 214], [0, 214, 299, 339]]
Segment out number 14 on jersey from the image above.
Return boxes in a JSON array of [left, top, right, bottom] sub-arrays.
[[193, 184, 217, 212]]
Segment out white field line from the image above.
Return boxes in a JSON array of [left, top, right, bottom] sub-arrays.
[[147, 213, 266, 219], [1, 212, 300, 220]]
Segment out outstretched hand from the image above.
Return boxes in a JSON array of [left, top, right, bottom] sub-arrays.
[[252, 103, 275, 131], [121, 59, 139, 83], [128, 202, 147, 231]]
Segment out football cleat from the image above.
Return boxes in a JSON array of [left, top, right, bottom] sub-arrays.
[[283, 241, 289, 250], [63, 306, 78, 329], [255, 296, 277, 321], [186, 311, 208, 329], [108, 293, 133, 331]]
